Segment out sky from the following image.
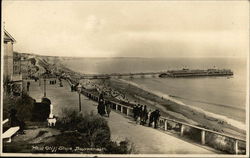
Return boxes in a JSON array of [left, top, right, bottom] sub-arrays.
[[2, 1, 249, 58]]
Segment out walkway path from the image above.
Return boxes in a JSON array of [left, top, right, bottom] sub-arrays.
[[27, 79, 219, 154]]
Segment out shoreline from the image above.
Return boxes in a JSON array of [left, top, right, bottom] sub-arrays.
[[121, 79, 246, 138], [120, 79, 246, 130]]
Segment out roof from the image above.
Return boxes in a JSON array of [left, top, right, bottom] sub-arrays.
[[4, 30, 16, 43]]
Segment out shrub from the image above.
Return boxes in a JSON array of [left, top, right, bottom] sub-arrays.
[[53, 109, 133, 154], [3, 92, 35, 121], [15, 92, 36, 121], [104, 139, 136, 154], [3, 94, 16, 120]]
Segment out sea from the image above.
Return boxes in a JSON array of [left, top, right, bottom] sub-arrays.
[[61, 57, 248, 130]]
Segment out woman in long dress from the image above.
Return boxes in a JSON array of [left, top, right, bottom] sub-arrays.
[[106, 104, 111, 117]]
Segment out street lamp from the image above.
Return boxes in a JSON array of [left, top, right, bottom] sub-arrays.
[[77, 84, 82, 112], [38, 73, 41, 86], [44, 78, 46, 97]]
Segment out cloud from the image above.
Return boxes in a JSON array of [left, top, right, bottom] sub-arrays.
[[88, 30, 248, 57], [3, 1, 248, 58]]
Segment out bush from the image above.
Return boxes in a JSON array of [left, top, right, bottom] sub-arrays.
[[3, 94, 16, 120], [3, 92, 35, 121], [104, 139, 135, 154], [15, 92, 36, 121], [56, 109, 111, 147], [53, 109, 134, 154]]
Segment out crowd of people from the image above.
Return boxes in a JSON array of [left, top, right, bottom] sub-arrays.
[[133, 105, 161, 128], [91, 90, 162, 128]]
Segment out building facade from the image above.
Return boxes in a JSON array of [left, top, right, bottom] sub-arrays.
[[3, 30, 15, 81], [3, 30, 22, 95]]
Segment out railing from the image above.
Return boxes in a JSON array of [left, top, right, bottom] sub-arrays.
[[157, 117, 246, 154], [66, 78, 246, 155]]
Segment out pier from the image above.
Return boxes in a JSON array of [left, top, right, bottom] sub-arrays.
[[80, 71, 165, 79], [79, 68, 234, 79]]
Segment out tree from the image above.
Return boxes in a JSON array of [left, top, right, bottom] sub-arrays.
[[29, 58, 36, 65]]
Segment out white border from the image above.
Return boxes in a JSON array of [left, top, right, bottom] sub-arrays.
[[1, 0, 249, 157]]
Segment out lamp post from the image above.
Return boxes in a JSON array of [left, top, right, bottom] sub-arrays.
[[44, 78, 46, 97], [77, 84, 82, 112], [38, 73, 41, 86]]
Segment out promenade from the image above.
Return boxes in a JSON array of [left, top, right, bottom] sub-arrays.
[[27, 79, 219, 154]]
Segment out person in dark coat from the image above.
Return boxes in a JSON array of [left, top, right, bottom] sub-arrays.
[[133, 105, 137, 120], [148, 109, 161, 128], [27, 81, 30, 92], [138, 105, 143, 116], [134, 105, 140, 121], [153, 109, 161, 128], [97, 99, 106, 116], [141, 105, 148, 125], [97, 103, 102, 115]]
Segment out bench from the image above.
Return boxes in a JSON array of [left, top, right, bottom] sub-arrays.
[[2, 119, 9, 125], [2, 126, 20, 143]]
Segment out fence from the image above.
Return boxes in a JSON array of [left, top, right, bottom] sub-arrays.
[[66, 79, 246, 155]]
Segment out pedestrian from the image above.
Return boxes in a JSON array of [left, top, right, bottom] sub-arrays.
[[133, 105, 137, 120], [148, 110, 154, 127], [148, 109, 152, 122], [134, 105, 139, 121], [59, 81, 63, 87], [105, 103, 111, 117], [150, 109, 161, 129], [27, 81, 30, 92], [140, 105, 144, 125], [138, 105, 143, 124], [97, 99, 106, 116], [141, 105, 148, 125]]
